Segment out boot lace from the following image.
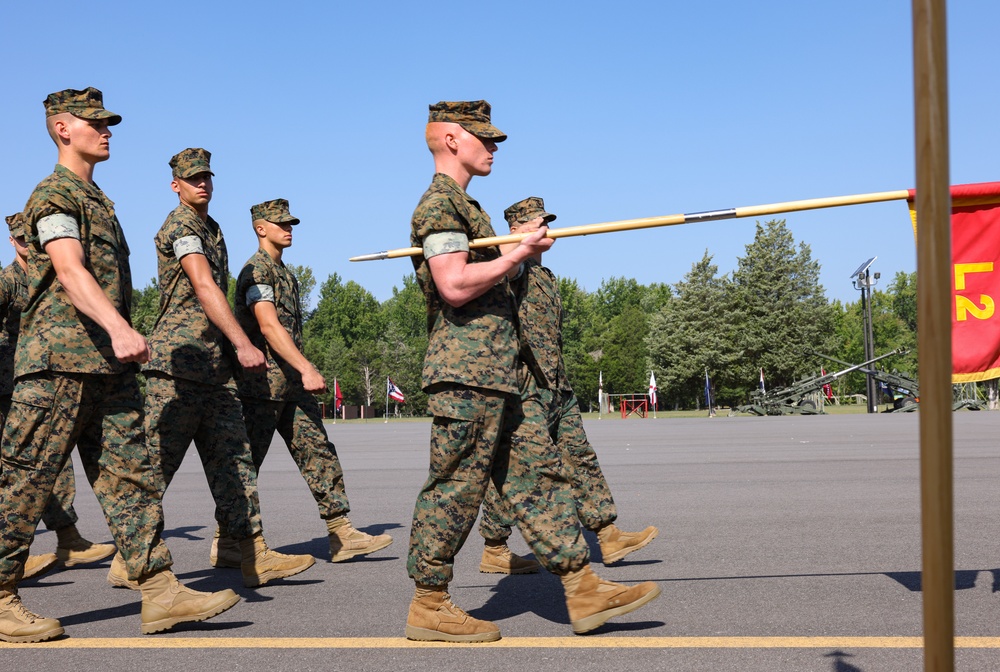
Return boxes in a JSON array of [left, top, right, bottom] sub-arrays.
[[5, 595, 43, 622]]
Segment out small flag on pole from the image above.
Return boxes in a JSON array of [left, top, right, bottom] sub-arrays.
[[334, 378, 343, 411], [648, 371, 657, 408], [821, 368, 833, 400], [388, 378, 405, 403], [759, 368, 766, 393]]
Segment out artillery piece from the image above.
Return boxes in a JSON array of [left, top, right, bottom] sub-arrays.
[[731, 349, 904, 416], [812, 352, 984, 412], [811, 351, 919, 412]]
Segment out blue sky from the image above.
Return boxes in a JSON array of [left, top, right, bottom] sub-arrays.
[[4, 1, 997, 306]]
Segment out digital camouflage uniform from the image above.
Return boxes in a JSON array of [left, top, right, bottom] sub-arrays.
[[479, 256, 617, 540], [144, 192, 262, 541], [0, 256, 78, 533], [0, 164, 173, 584], [407, 172, 587, 586], [234, 245, 350, 520]]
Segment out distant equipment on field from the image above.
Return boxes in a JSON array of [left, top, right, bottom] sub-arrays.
[[730, 349, 904, 416]]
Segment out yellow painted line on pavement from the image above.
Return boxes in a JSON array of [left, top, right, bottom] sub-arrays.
[[5, 636, 1000, 649]]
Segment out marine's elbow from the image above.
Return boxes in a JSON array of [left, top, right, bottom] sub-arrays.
[[438, 287, 471, 308]]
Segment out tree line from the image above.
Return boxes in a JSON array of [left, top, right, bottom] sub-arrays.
[[130, 219, 920, 415]]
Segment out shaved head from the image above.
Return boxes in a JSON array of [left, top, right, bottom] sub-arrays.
[[425, 121, 464, 155], [46, 112, 73, 145]]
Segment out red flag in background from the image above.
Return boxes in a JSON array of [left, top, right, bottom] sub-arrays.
[[821, 368, 833, 400], [908, 181, 1000, 382], [334, 378, 343, 411]]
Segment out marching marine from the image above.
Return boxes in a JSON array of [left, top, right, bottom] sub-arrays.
[[108, 148, 314, 590], [1, 212, 116, 582], [0, 88, 239, 643], [405, 100, 660, 643], [477, 197, 659, 573], [223, 198, 392, 564]]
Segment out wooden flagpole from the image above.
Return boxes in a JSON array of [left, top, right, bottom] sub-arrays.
[[349, 189, 910, 262], [913, 0, 954, 669]]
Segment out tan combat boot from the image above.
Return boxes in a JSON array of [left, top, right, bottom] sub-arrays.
[[55, 525, 116, 567], [479, 539, 540, 574], [0, 586, 64, 643], [21, 554, 58, 582], [106, 552, 139, 590], [405, 584, 501, 643], [597, 523, 659, 564], [326, 516, 393, 562], [239, 532, 315, 587], [561, 564, 661, 634], [138, 569, 240, 635], [210, 528, 242, 568]]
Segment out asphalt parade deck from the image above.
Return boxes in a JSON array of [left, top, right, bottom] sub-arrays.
[[5, 412, 1000, 671]]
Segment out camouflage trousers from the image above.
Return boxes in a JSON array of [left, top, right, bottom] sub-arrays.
[[407, 377, 588, 586], [479, 387, 617, 540], [239, 390, 349, 521], [0, 372, 172, 585], [144, 374, 262, 540], [1, 395, 79, 532]]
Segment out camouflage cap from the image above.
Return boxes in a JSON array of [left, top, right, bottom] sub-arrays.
[[43, 87, 122, 126], [504, 197, 557, 227], [4, 212, 25, 238], [250, 198, 300, 226], [169, 148, 215, 179], [428, 100, 507, 142]]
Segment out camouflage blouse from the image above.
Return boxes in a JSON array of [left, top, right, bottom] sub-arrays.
[[145, 203, 233, 385], [235, 248, 302, 401], [514, 258, 571, 391], [0, 262, 27, 395], [410, 173, 517, 394], [19, 164, 136, 376]]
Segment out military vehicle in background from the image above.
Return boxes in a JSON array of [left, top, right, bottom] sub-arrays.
[[812, 351, 918, 412], [813, 352, 984, 412], [730, 350, 904, 416]]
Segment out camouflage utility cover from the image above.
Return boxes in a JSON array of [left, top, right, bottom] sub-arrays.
[[235, 248, 302, 401], [427, 100, 506, 142], [0, 263, 27, 396], [513, 258, 571, 391], [5, 212, 25, 238], [19, 165, 136, 376], [43, 87, 122, 126], [169, 147, 214, 178], [503, 197, 556, 226], [250, 199, 299, 225], [145, 203, 233, 384], [410, 173, 517, 394]]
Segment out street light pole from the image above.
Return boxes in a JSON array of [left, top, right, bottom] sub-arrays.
[[851, 258, 881, 413]]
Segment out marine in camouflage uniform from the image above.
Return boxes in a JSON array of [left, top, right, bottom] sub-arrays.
[[0, 214, 76, 533], [0, 88, 239, 644], [405, 101, 658, 643], [143, 148, 263, 541], [138, 149, 313, 588], [233, 199, 391, 562], [478, 198, 659, 568], [0, 213, 116, 575]]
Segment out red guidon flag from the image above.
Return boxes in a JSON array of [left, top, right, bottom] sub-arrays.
[[908, 181, 1000, 382]]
